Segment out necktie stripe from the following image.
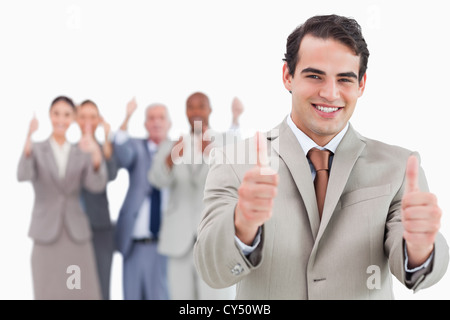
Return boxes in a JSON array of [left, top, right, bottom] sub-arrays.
[[150, 188, 161, 237]]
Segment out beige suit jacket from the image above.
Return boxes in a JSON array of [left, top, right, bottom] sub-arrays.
[[149, 134, 211, 257], [149, 130, 238, 257], [17, 139, 107, 244], [194, 118, 449, 299]]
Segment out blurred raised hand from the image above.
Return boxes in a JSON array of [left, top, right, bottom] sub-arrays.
[[231, 97, 244, 126], [120, 97, 138, 131], [99, 116, 113, 160], [79, 122, 102, 170], [24, 114, 39, 157], [99, 116, 111, 139]]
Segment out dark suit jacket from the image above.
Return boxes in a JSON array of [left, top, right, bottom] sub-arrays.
[[113, 136, 163, 257]]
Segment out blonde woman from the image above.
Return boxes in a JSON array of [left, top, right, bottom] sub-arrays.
[[76, 99, 118, 300]]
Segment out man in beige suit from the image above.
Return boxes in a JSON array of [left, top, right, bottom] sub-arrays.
[[193, 14, 449, 299], [149, 92, 243, 299]]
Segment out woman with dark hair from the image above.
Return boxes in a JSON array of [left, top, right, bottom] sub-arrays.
[[17, 96, 107, 299]]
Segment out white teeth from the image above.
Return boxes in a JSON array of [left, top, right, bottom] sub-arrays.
[[315, 105, 339, 113]]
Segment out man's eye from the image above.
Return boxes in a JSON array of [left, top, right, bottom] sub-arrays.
[[339, 78, 353, 83], [307, 75, 320, 80]]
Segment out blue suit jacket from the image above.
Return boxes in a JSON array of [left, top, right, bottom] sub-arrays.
[[113, 136, 159, 257]]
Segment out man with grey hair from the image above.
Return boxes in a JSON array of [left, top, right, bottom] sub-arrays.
[[113, 97, 172, 300]]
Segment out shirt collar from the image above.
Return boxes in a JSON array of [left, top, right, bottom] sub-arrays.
[[49, 136, 70, 152], [147, 139, 158, 153], [286, 114, 349, 155]]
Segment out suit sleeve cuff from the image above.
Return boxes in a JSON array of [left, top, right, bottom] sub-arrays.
[[114, 130, 129, 145], [234, 227, 262, 256]]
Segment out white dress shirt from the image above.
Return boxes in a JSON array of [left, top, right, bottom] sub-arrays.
[[114, 130, 169, 239], [49, 137, 71, 179], [286, 114, 348, 180]]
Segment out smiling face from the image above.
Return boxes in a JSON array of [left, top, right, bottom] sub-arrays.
[[76, 102, 100, 135], [283, 34, 366, 146], [144, 104, 171, 145], [186, 93, 211, 134], [49, 100, 75, 138]]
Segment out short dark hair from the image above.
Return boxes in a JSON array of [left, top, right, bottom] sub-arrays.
[[50, 95, 75, 111], [78, 99, 99, 112], [283, 14, 370, 82], [186, 92, 211, 110]]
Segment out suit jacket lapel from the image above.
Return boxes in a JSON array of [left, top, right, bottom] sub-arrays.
[[269, 118, 321, 239], [316, 123, 366, 241], [64, 144, 82, 191], [143, 138, 150, 157]]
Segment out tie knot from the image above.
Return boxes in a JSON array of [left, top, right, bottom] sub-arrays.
[[307, 148, 331, 171]]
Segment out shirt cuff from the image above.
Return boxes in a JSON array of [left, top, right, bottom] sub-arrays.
[[228, 124, 241, 137], [229, 124, 240, 131], [114, 130, 129, 145], [404, 244, 434, 273], [234, 227, 262, 256]]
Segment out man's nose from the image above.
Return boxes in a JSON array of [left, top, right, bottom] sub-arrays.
[[319, 79, 340, 101]]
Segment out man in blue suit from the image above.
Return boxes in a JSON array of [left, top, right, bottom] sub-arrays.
[[113, 97, 171, 300]]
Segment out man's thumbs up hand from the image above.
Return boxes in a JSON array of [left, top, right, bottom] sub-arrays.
[[401, 155, 441, 268], [234, 132, 279, 246], [405, 155, 420, 194]]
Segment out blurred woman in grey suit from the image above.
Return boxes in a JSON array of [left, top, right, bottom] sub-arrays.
[[17, 96, 107, 299], [76, 99, 118, 300]]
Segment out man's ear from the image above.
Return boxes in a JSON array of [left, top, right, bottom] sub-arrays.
[[282, 63, 293, 93], [358, 73, 367, 97]]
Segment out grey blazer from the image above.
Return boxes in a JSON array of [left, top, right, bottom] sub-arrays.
[[17, 139, 107, 244], [194, 119, 449, 299], [148, 134, 210, 258]]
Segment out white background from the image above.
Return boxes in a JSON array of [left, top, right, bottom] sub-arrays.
[[1, 0, 449, 300]]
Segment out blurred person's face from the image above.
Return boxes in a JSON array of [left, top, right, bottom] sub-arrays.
[[283, 35, 366, 146], [76, 103, 100, 135], [145, 105, 171, 144], [186, 95, 211, 134], [50, 101, 74, 137]]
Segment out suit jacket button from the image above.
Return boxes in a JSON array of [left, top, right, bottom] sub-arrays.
[[231, 263, 244, 275]]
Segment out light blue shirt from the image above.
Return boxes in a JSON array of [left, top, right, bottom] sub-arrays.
[[115, 130, 169, 239]]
